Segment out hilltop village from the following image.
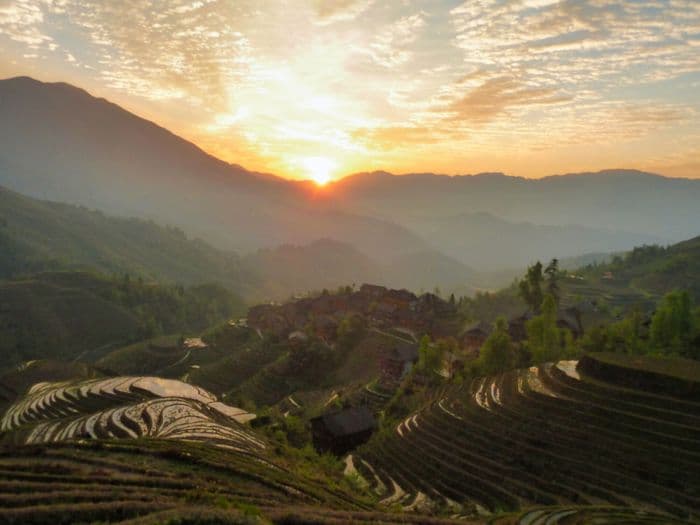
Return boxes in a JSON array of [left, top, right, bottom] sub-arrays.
[[248, 282, 583, 371], [243, 283, 588, 453]]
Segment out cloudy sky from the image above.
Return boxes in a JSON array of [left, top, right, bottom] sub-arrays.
[[1, 0, 699, 181]]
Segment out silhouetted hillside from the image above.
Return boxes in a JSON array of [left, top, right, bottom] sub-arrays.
[[3, 77, 698, 276], [0, 76, 427, 261]]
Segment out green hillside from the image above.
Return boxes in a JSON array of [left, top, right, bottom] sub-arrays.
[[601, 237, 700, 300], [569, 236, 700, 304], [0, 271, 245, 366], [0, 185, 252, 291]]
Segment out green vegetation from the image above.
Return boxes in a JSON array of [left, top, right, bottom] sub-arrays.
[[590, 239, 700, 302], [650, 290, 697, 358], [577, 290, 699, 360], [0, 185, 250, 291], [477, 318, 515, 376], [525, 295, 574, 364], [0, 271, 245, 366]]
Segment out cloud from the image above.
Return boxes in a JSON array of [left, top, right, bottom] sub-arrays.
[[312, 0, 374, 24], [444, 76, 571, 122], [0, 0, 54, 49], [354, 12, 426, 68], [449, 0, 700, 89], [352, 125, 449, 150]]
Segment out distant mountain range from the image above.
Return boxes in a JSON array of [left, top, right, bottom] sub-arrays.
[[0, 186, 477, 299], [328, 169, 700, 241], [1, 76, 698, 289]]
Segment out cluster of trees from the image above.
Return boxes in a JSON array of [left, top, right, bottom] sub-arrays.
[[519, 259, 560, 310], [104, 274, 245, 339], [0, 270, 246, 366], [582, 290, 700, 359]]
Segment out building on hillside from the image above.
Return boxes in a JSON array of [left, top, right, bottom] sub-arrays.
[[247, 304, 291, 337], [310, 406, 377, 455], [359, 283, 387, 299], [508, 312, 535, 342], [314, 315, 338, 341], [380, 342, 419, 383], [461, 321, 492, 355]]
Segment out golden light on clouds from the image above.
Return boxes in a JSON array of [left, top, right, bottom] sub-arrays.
[[1, 0, 699, 180]]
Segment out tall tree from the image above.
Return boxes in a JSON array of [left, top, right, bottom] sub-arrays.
[[544, 258, 560, 304], [519, 261, 544, 312]]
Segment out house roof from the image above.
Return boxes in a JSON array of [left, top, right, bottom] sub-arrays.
[[314, 406, 376, 437], [462, 320, 492, 336], [390, 342, 419, 362]]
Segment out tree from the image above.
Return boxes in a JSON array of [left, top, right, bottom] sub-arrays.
[[417, 335, 443, 375], [650, 290, 695, 356], [544, 258, 560, 304], [478, 317, 515, 375], [519, 261, 544, 312], [526, 294, 568, 363]]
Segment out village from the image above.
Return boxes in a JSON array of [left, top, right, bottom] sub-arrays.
[[246, 283, 585, 455], [248, 283, 583, 379]]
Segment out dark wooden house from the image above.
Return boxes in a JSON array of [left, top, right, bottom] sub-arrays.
[[310, 406, 377, 455], [380, 342, 419, 383], [461, 320, 492, 354]]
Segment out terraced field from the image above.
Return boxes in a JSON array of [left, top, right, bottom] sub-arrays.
[[0, 439, 476, 524], [495, 506, 688, 524], [356, 356, 700, 522], [0, 376, 258, 450]]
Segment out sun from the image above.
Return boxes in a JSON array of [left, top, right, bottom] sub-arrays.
[[301, 156, 336, 186]]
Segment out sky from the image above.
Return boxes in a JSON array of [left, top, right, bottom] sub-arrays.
[[1, 0, 699, 182]]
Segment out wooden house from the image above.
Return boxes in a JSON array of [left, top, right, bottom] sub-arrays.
[[310, 406, 377, 455]]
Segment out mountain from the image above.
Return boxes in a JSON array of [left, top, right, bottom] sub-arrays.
[[3, 76, 698, 278], [243, 238, 478, 300], [0, 185, 474, 300], [328, 169, 700, 242], [425, 212, 663, 271], [0, 76, 426, 261]]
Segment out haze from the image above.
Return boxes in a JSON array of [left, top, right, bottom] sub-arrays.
[[1, 0, 699, 182]]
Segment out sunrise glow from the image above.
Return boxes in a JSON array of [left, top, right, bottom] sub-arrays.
[[1, 1, 698, 179], [301, 156, 336, 186]]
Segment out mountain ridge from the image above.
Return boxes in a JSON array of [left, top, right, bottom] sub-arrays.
[[2, 75, 698, 276]]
